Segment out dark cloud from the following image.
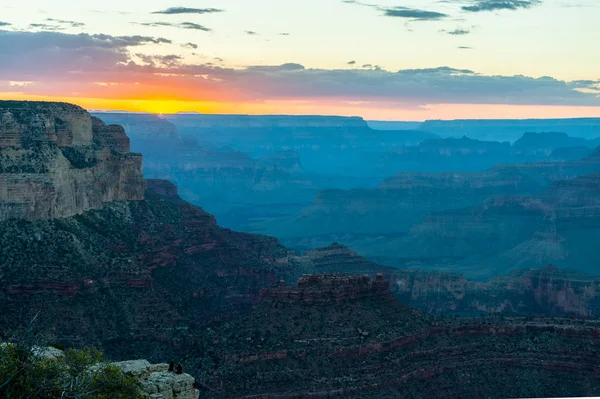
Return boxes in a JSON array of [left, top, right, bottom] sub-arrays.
[[343, 1, 447, 21], [29, 23, 65, 31], [458, 46, 473, 49], [248, 63, 306, 72], [214, 57, 224, 62], [0, 21, 11, 27], [152, 7, 224, 15], [182, 42, 198, 49], [46, 18, 85, 28], [382, 7, 448, 20], [401, 66, 475, 75], [92, 34, 172, 46], [461, 0, 542, 12], [279, 32, 290, 36], [448, 29, 470, 35], [179, 22, 211, 31], [135, 54, 183, 67], [245, 31, 258, 35], [139, 21, 211, 31], [348, 60, 356, 65]]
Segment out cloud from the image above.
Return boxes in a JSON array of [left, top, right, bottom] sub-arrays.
[[348, 60, 356, 65], [0, 30, 171, 81], [245, 30, 258, 35], [279, 32, 290, 36], [1, 30, 599, 109], [182, 42, 198, 49], [29, 23, 66, 31], [46, 18, 85, 28], [248, 63, 306, 72], [139, 22, 211, 31], [135, 54, 183, 67], [461, 0, 542, 12], [0, 21, 11, 27], [343, 1, 447, 21], [91, 34, 172, 46], [447, 29, 470, 35], [152, 7, 224, 15], [458, 46, 473, 49], [382, 7, 448, 20]]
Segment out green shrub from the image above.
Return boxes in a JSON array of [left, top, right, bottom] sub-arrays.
[[0, 345, 143, 399]]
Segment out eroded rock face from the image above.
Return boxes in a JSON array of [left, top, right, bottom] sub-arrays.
[[0, 101, 145, 221], [0, 101, 92, 147], [114, 360, 199, 399], [91, 116, 131, 153]]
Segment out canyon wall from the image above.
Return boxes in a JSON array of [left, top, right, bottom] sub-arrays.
[[0, 101, 145, 221]]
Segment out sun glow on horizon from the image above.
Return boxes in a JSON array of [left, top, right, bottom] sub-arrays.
[[2, 92, 600, 122]]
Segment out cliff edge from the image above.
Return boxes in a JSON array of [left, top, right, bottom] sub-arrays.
[[0, 101, 145, 221]]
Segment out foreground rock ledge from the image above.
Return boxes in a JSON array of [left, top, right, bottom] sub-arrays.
[[114, 359, 199, 399]]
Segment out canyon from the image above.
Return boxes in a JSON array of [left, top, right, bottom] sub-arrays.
[[91, 112, 600, 242], [3, 102, 600, 398]]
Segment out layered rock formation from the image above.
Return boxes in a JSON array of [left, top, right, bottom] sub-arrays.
[[0, 101, 145, 221], [420, 117, 600, 141], [298, 243, 600, 317], [361, 170, 600, 278], [391, 266, 600, 317], [193, 273, 600, 399], [301, 243, 393, 274], [268, 148, 600, 256], [260, 273, 391, 303]]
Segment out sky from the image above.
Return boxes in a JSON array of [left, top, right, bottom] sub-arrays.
[[0, 0, 599, 120]]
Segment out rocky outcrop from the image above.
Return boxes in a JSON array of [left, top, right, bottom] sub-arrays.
[[32, 348, 199, 399], [91, 116, 130, 153], [114, 360, 199, 399], [301, 243, 392, 274], [0, 101, 92, 147], [0, 101, 145, 221]]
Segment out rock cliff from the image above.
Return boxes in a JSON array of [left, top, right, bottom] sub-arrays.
[[0, 101, 145, 221]]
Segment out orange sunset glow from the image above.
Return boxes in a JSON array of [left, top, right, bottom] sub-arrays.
[[3, 92, 600, 121]]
